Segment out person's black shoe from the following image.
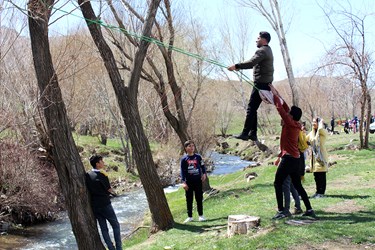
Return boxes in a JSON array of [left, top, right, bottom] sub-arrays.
[[272, 211, 288, 220], [234, 134, 249, 141], [248, 134, 258, 141], [302, 209, 316, 218]]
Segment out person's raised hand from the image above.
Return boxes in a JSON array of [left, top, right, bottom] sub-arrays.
[[227, 65, 237, 71]]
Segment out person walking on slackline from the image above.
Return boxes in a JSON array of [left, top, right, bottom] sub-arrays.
[[227, 31, 274, 142]]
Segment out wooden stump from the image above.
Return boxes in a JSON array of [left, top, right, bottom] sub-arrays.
[[227, 215, 261, 237]]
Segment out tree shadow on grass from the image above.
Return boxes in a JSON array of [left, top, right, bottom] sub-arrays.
[[206, 187, 253, 201], [323, 194, 371, 199], [313, 210, 375, 223], [206, 182, 275, 201], [173, 216, 228, 233]]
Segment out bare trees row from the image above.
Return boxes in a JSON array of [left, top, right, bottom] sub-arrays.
[[317, 1, 374, 148]]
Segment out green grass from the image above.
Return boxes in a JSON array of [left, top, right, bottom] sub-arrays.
[[125, 132, 375, 250]]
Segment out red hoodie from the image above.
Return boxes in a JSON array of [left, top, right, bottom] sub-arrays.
[[273, 94, 301, 158]]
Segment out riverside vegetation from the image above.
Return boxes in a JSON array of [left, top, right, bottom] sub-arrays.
[[122, 132, 375, 250], [1, 124, 374, 249]]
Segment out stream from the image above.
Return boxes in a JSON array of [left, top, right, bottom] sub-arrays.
[[0, 152, 252, 249]]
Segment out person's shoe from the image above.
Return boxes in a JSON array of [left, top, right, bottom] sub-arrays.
[[272, 211, 287, 220], [284, 210, 292, 217], [294, 207, 303, 214], [311, 193, 324, 199], [183, 217, 193, 223], [234, 134, 249, 141], [302, 209, 316, 218], [248, 134, 258, 141], [198, 216, 206, 222]]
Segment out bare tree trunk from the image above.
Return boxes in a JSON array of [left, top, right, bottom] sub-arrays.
[[106, 0, 198, 146], [359, 89, 366, 148], [79, 0, 174, 232], [27, 1, 105, 249], [272, 0, 299, 106], [364, 93, 371, 147]]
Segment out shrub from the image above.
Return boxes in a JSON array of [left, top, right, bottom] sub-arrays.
[[0, 139, 63, 225]]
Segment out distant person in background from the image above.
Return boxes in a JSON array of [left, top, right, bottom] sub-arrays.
[[180, 140, 207, 223], [352, 116, 358, 133], [344, 119, 350, 134], [86, 155, 122, 250], [307, 118, 329, 198], [330, 117, 335, 134], [227, 31, 274, 142], [269, 84, 315, 219]]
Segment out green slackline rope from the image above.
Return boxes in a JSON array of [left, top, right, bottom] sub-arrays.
[[50, 3, 258, 89]]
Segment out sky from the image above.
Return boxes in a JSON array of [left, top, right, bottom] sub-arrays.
[[6, 0, 374, 82], [187, 0, 375, 81]]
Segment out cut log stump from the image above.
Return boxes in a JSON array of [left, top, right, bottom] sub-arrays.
[[227, 215, 260, 237]]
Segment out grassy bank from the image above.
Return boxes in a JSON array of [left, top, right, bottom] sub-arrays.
[[124, 132, 375, 250]]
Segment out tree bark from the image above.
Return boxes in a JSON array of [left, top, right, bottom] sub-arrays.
[[79, 0, 174, 231], [106, 0, 191, 146], [364, 93, 371, 147], [27, 0, 105, 249]]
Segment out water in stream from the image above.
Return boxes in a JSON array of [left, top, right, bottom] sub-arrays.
[[0, 152, 252, 249]]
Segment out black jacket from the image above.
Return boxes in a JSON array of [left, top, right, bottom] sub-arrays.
[[86, 170, 111, 209]]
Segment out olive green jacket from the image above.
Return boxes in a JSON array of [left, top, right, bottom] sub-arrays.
[[235, 45, 274, 83]]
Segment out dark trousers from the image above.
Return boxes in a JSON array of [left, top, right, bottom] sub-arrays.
[[274, 156, 312, 212], [93, 204, 122, 250], [242, 82, 271, 136], [185, 180, 203, 217], [314, 172, 327, 195], [282, 175, 301, 211]]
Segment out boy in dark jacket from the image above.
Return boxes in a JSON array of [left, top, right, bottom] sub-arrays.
[[180, 140, 207, 223], [86, 155, 122, 250]]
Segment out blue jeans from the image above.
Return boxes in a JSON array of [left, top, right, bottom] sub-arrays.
[[282, 175, 301, 212], [93, 204, 122, 250]]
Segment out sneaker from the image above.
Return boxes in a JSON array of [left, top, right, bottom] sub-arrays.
[[198, 216, 206, 222], [302, 209, 316, 218], [272, 211, 287, 220], [311, 193, 324, 199], [294, 208, 303, 214], [234, 134, 249, 141], [183, 217, 193, 223]]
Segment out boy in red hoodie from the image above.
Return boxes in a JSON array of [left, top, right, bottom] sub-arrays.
[[269, 84, 315, 219]]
